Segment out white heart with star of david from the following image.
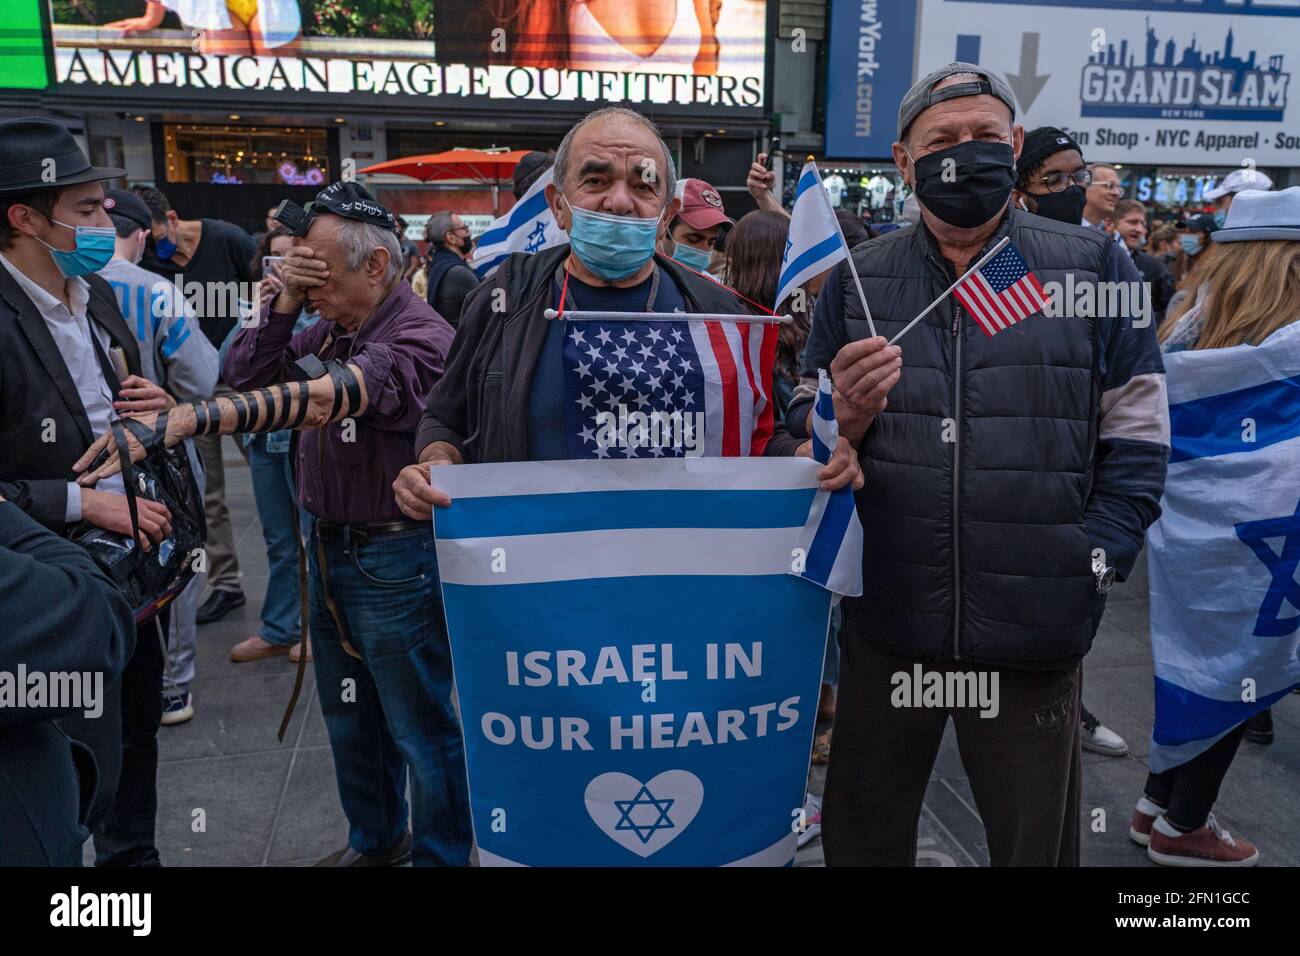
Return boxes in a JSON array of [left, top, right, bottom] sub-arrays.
[[584, 770, 704, 858]]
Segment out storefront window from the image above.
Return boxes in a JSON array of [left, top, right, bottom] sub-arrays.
[[163, 124, 330, 186]]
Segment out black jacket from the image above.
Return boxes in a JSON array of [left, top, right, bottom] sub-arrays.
[[417, 244, 802, 461], [0, 267, 142, 530], [0, 502, 134, 865], [425, 248, 479, 329], [790, 210, 1169, 670]]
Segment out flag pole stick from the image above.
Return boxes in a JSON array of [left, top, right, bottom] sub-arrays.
[[887, 236, 1010, 346], [811, 159, 878, 339], [543, 309, 793, 324]]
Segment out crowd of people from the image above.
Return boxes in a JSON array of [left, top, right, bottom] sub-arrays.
[[1, 59, 1295, 868]]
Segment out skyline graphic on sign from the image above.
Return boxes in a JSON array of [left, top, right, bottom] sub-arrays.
[[1080, 20, 1289, 121]]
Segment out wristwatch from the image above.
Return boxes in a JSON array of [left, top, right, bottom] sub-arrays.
[[1092, 559, 1116, 594]]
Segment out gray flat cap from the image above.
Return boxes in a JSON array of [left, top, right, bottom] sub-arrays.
[[898, 62, 1017, 140]]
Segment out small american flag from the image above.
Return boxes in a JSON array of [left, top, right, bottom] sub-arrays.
[[952, 242, 1048, 337]]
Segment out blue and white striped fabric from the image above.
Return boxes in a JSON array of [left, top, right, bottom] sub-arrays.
[[432, 457, 835, 866], [470, 167, 566, 278], [773, 162, 847, 311], [1146, 320, 1300, 772], [792, 369, 863, 598]]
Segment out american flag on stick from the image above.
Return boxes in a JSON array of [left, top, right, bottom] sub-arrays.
[[951, 241, 1048, 337]]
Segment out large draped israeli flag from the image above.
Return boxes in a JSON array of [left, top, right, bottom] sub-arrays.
[[470, 167, 566, 278], [433, 458, 839, 865], [773, 161, 847, 311], [1146, 321, 1300, 772]]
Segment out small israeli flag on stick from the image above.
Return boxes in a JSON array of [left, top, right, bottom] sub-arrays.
[[470, 167, 566, 278], [774, 160, 876, 337], [793, 369, 864, 597]]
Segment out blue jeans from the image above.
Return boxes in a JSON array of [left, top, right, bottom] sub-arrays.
[[248, 437, 309, 646], [308, 525, 472, 866]]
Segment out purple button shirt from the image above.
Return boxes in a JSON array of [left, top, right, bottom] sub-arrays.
[[223, 281, 454, 525]]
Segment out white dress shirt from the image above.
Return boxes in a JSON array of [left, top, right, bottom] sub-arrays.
[[0, 253, 125, 520]]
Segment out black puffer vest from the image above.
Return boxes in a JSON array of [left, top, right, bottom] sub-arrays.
[[842, 210, 1110, 670]]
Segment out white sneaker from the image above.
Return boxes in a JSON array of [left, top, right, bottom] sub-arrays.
[[796, 793, 822, 848], [161, 691, 193, 726], [1080, 707, 1128, 756]]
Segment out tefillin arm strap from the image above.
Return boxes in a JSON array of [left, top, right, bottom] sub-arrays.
[[183, 379, 314, 437]]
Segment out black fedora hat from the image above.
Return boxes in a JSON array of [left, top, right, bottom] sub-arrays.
[[0, 117, 126, 197]]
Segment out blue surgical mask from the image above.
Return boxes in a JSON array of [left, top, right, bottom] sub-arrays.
[[564, 198, 663, 281], [671, 241, 712, 273], [155, 228, 178, 261], [1180, 234, 1202, 257], [1213, 209, 1227, 228], [38, 218, 117, 277]]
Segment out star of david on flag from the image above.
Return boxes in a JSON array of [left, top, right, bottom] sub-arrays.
[[561, 317, 777, 458], [1146, 320, 1300, 772], [470, 167, 566, 277]]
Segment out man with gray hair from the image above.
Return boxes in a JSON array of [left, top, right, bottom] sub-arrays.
[[422, 209, 479, 327], [394, 106, 861, 513], [220, 180, 467, 866]]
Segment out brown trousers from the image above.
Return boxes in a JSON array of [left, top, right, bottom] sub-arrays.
[[193, 431, 242, 593], [822, 637, 1082, 866]]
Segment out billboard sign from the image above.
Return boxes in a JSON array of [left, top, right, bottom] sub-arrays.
[[827, 0, 1300, 165], [43, 0, 767, 110]]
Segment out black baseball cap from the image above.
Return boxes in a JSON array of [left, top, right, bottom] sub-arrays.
[[102, 188, 152, 231], [1019, 127, 1083, 175]]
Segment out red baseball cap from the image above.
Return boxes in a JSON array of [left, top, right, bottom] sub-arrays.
[[676, 178, 733, 231]]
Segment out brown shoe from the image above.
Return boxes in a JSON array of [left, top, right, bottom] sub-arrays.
[[231, 636, 292, 663], [314, 832, 412, 867], [289, 639, 312, 664], [1147, 814, 1259, 867]]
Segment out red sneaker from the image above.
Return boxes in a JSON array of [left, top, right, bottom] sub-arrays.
[[1147, 814, 1260, 867], [1128, 797, 1165, 847]]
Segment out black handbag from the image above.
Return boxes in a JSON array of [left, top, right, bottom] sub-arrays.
[[69, 417, 206, 623]]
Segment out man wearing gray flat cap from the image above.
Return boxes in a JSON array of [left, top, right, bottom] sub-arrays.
[[785, 63, 1172, 866]]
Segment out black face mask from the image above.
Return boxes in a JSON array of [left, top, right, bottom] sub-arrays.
[[909, 140, 1016, 229], [1027, 184, 1087, 225], [457, 234, 473, 255]]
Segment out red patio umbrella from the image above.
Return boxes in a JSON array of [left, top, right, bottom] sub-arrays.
[[358, 148, 532, 213]]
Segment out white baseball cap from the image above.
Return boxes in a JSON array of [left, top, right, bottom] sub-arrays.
[[1204, 168, 1274, 200]]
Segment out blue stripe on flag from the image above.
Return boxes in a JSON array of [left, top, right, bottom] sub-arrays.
[[436, 487, 817, 540], [1169, 373, 1300, 462], [472, 252, 509, 278], [794, 168, 820, 199], [1153, 674, 1299, 746], [803, 487, 856, 587], [811, 387, 835, 464], [776, 234, 842, 299]]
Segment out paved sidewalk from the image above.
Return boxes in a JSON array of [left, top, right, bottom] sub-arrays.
[[142, 440, 1299, 867]]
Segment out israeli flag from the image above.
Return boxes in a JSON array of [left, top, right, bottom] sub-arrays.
[[470, 167, 566, 278], [793, 370, 863, 598], [1146, 321, 1300, 772], [773, 162, 847, 311], [432, 457, 835, 866]]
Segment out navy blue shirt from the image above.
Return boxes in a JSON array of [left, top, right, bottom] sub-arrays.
[[527, 267, 687, 460]]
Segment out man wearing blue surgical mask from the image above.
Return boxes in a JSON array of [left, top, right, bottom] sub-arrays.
[[0, 116, 176, 867], [394, 106, 862, 518]]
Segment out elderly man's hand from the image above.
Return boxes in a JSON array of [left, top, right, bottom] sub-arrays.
[[829, 336, 902, 441], [276, 245, 329, 311], [394, 461, 453, 521], [799, 436, 864, 492]]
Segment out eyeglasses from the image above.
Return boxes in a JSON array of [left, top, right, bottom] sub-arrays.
[[1033, 168, 1093, 193]]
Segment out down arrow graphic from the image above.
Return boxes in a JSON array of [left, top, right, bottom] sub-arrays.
[[1005, 32, 1050, 114]]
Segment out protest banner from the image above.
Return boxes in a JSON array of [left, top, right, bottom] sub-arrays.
[[433, 457, 836, 865]]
